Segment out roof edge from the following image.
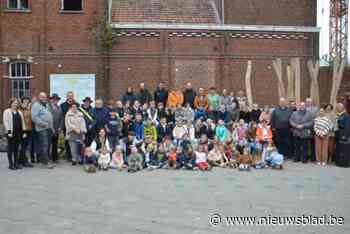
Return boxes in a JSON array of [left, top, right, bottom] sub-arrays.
[[110, 22, 320, 33]]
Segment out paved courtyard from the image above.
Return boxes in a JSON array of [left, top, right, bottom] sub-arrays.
[[0, 153, 349, 234]]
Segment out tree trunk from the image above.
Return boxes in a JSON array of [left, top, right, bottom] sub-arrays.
[[286, 65, 295, 102], [245, 60, 253, 108], [291, 57, 301, 103], [330, 56, 346, 106], [307, 60, 320, 107], [272, 58, 286, 99]]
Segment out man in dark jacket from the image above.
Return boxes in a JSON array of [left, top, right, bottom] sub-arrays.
[[271, 98, 293, 159], [79, 97, 95, 146], [137, 83, 152, 105], [335, 103, 350, 167], [122, 87, 137, 105], [183, 82, 196, 108], [90, 99, 109, 134], [154, 82, 168, 106], [289, 102, 314, 163]]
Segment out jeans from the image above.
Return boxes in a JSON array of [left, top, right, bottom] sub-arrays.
[[36, 129, 52, 165], [294, 137, 309, 162], [7, 137, 20, 167], [20, 132, 32, 165], [68, 140, 83, 163]]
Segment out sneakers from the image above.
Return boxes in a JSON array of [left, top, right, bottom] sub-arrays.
[[41, 163, 54, 169]]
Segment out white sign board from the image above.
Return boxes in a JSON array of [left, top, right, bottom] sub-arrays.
[[49, 74, 95, 104]]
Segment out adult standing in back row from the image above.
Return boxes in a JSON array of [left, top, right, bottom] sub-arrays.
[[271, 98, 293, 159], [31, 92, 54, 169], [183, 82, 196, 108], [137, 83, 152, 105]]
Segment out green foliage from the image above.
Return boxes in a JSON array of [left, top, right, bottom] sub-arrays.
[[88, 16, 117, 51]]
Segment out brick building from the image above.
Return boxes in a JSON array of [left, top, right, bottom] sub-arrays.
[[0, 0, 348, 112]]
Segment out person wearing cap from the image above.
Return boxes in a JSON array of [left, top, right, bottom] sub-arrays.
[[48, 93, 63, 163], [19, 96, 34, 167], [79, 97, 95, 146]]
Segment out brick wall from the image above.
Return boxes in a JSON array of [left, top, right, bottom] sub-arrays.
[[224, 0, 317, 26]]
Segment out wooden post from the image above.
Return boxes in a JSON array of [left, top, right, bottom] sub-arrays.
[[291, 57, 301, 103], [245, 60, 253, 108], [272, 58, 286, 99], [330, 56, 346, 106], [286, 65, 295, 101], [307, 60, 320, 107]]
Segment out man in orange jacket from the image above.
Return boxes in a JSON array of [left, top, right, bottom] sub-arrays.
[[167, 88, 184, 109]]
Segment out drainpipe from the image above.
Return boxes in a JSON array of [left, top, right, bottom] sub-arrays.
[[108, 0, 112, 23], [222, 0, 225, 24]]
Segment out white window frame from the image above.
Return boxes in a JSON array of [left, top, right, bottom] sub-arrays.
[[60, 0, 84, 12], [11, 79, 31, 99], [7, 0, 29, 10], [9, 61, 33, 79]]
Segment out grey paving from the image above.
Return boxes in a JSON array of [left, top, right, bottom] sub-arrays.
[[0, 153, 349, 234]]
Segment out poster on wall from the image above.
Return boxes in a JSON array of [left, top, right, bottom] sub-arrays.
[[49, 74, 95, 105]]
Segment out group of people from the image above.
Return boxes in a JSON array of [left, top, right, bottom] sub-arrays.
[[2, 82, 350, 172]]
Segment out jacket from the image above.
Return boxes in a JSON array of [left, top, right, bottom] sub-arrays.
[[144, 123, 158, 142], [31, 101, 54, 132], [289, 110, 314, 139], [137, 89, 152, 105], [3, 109, 26, 134], [271, 106, 293, 130], [207, 93, 220, 111], [65, 110, 87, 141], [183, 88, 196, 107], [194, 95, 209, 110], [122, 91, 137, 105], [167, 91, 184, 108], [49, 103, 63, 134], [20, 107, 32, 131], [256, 126, 273, 142], [154, 88, 168, 105], [90, 107, 109, 131]]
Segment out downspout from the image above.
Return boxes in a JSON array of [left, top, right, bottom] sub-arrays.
[[222, 0, 225, 24], [108, 0, 112, 23]]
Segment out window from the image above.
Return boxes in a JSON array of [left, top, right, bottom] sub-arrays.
[[9, 61, 32, 98], [61, 0, 83, 11], [8, 0, 29, 10]]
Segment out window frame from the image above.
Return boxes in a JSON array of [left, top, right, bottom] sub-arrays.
[[7, 0, 29, 10], [8, 61, 33, 79], [11, 79, 31, 99], [60, 0, 84, 13]]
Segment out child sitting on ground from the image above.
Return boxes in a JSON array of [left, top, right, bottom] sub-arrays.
[[128, 146, 143, 173], [84, 147, 98, 173], [167, 145, 178, 169], [236, 119, 248, 154], [153, 143, 167, 168], [110, 146, 124, 170], [207, 141, 227, 167], [97, 146, 111, 171], [255, 142, 284, 169], [176, 144, 196, 170], [195, 144, 211, 171], [264, 142, 284, 169], [237, 147, 253, 171], [247, 121, 259, 164]]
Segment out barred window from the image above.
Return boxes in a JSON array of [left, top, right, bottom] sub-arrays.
[[9, 61, 32, 98]]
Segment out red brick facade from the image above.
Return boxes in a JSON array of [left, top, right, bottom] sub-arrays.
[[0, 0, 348, 114]]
